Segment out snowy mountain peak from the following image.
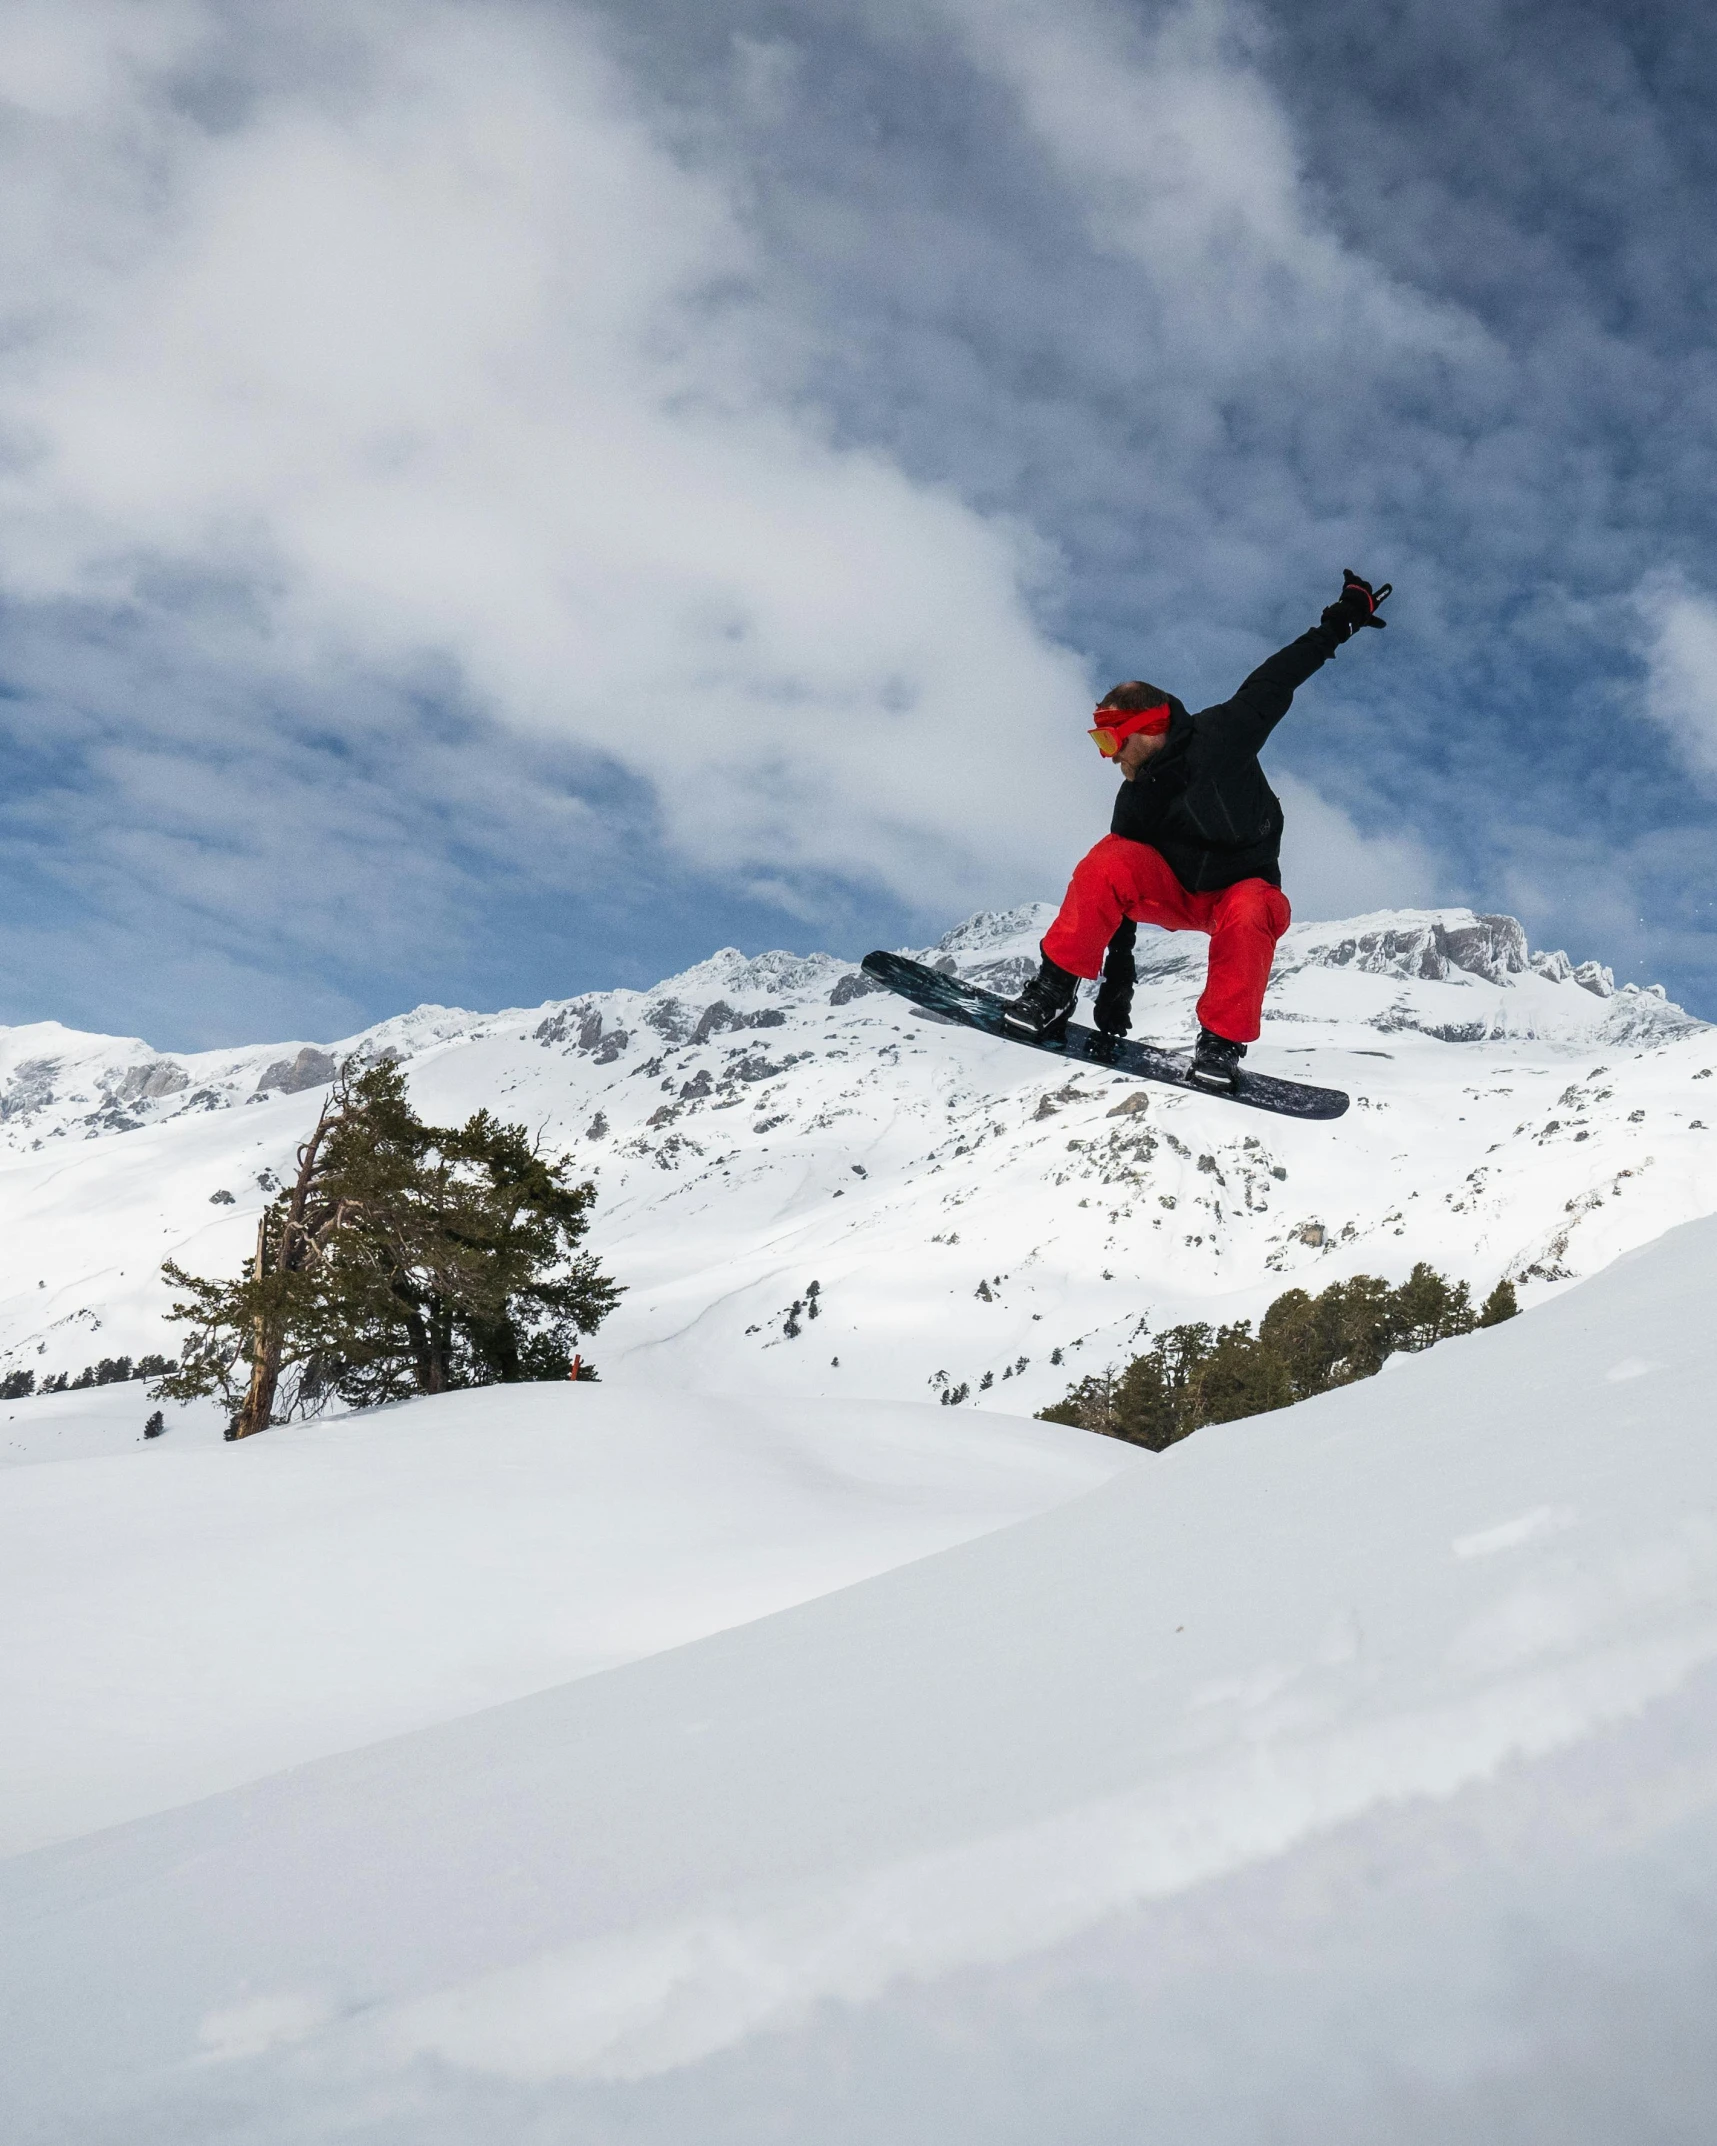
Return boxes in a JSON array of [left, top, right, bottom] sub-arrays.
[[1262, 907, 1696, 1048], [643, 944, 850, 1005], [1283, 907, 1530, 985], [932, 904, 1058, 958]]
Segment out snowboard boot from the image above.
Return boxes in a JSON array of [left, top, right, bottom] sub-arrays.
[[1002, 953, 1080, 1041], [1189, 1026, 1246, 1092]]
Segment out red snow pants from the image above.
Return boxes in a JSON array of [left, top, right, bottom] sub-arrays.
[[1041, 835, 1291, 1044]]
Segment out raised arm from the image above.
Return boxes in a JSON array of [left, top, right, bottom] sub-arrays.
[[1201, 571, 1390, 757]]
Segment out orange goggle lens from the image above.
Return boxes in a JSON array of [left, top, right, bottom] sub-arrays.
[[1089, 701, 1170, 757]]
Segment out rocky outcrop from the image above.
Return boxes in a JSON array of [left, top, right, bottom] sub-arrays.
[[1291, 911, 1530, 986], [115, 1060, 189, 1102], [1, 1058, 62, 1123], [1270, 909, 1701, 1044], [688, 1002, 788, 1042], [253, 1047, 338, 1096], [1532, 949, 1617, 998], [534, 1002, 604, 1050]]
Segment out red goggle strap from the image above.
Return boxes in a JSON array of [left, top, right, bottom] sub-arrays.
[[1089, 703, 1170, 754]]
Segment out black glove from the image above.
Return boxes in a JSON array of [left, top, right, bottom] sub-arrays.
[[1092, 917, 1137, 1036], [1320, 568, 1391, 643]]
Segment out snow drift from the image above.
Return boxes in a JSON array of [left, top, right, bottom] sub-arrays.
[[0, 1384, 1130, 1856], [5, 1209, 1717, 2141]]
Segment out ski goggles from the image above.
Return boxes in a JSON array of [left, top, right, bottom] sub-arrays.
[[1088, 703, 1171, 757]]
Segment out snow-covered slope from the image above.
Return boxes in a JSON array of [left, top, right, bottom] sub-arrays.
[[0, 1384, 1130, 1857], [0, 905, 1710, 1422], [0, 1377, 229, 1467], [7, 1205, 1717, 2141]]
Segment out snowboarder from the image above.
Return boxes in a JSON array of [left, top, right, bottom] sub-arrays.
[[1003, 570, 1391, 1091]]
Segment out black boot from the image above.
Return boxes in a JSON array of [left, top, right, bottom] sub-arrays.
[[1003, 953, 1079, 1040], [1190, 1026, 1245, 1091]]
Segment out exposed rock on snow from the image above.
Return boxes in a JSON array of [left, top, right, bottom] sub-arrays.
[[113, 1058, 189, 1101], [0, 1054, 62, 1122], [253, 1046, 340, 1095]]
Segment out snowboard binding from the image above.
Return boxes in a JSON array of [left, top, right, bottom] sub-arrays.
[[1002, 956, 1079, 1042], [1189, 1027, 1246, 1093]]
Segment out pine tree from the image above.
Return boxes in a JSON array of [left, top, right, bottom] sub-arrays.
[[1258, 1274, 1397, 1396], [1037, 1370, 1118, 1434], [1041, 1261, 1500, 1449], [156, 1060, 621, 1438], [1107, 1321, 1291, 1450], [1388, 1262, 1475, 1352], [1477, 1277, 1519, 1326], [1184, 1322, 1293, 1430], [1116, 1328, 1206, 1448]]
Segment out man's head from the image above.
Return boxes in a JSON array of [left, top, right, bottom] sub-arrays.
[[1090, 682, 1174, 780]]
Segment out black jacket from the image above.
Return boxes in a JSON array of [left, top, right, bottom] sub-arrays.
[[1108, 622, 1342, 892]]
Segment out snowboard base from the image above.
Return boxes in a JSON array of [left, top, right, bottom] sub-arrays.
[[860, 952, 1349, 1122]]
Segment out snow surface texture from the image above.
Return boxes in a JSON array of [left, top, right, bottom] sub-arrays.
[[6, 1210, 1717, 2141], [0, 905, 1711, 1427], [0, 1385, 1130, 1856], [1, 1377, 228, 1468]]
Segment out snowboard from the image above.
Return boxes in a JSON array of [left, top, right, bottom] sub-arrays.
[[860, 951, 1349, 1122]]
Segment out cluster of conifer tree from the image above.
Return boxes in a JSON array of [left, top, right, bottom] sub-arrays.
[[155, 1060, 621, 1439], [1038, 1265, 1518, 1451], [1, 1355, 175, 1400]]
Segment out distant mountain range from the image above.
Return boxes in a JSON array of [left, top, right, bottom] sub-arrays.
[[1, 905, 1711, 1418]]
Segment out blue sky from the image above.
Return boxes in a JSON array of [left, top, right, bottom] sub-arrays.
[[2, 0, 1716, 1047]]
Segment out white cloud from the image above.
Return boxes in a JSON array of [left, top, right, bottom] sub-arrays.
[[0, 0, 1098, 922], [939, 0, 1486, 383], [1636, 569, 1717, 785], [1272, 771, 1439, 923], [0, 0, 1519, 1047]]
